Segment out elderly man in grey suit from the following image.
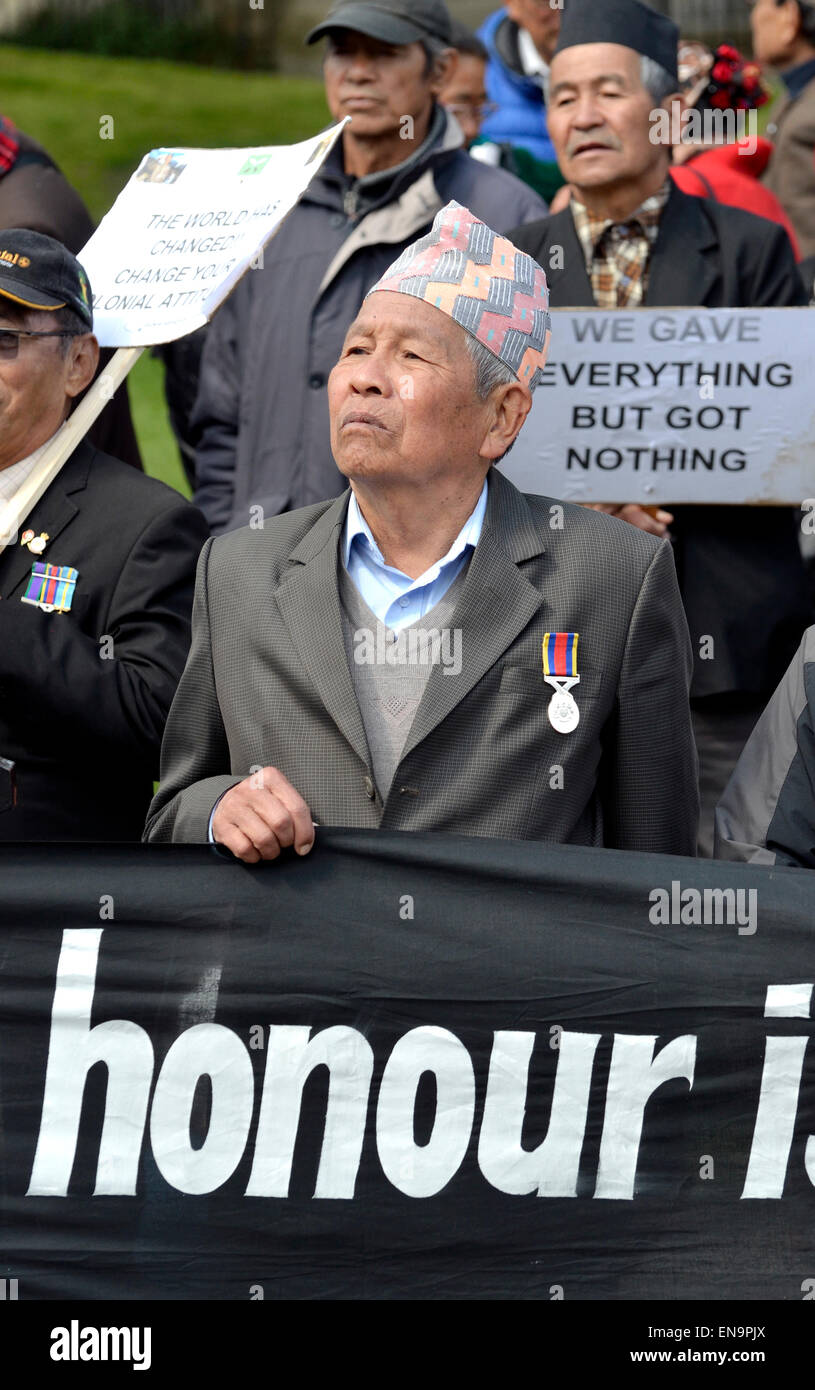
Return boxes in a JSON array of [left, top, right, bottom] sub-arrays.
[[145, 202, 698, 862]]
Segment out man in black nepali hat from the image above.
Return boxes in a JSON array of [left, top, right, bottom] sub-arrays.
[[511, 0, 813, 857]]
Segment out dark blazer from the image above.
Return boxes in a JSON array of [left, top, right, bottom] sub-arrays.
[[511, 183, 814, 699], [0, 440, 209, 841], [145, 468, 699, 856]]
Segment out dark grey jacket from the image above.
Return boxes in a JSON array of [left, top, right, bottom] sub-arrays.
[[715, 626, 815, 868], [191, 108, 547, 534], [145, 467, 699, 855]]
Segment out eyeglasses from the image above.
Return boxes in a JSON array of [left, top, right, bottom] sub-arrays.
[[444, 102, 499, 119], [0, 328, 78, 359]]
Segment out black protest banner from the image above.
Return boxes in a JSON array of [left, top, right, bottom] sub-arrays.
[[0, 833, 813, 1301]]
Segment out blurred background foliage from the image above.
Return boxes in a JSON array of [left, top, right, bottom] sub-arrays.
[[2, 0, 752, 72]]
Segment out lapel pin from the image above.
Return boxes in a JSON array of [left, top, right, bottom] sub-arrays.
[[543, 631, 581, 734], [21, 530, 49, 555]]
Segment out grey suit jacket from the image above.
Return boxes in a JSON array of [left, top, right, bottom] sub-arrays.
[[764, 78, 815, 261], [144, 468, 699, 854]]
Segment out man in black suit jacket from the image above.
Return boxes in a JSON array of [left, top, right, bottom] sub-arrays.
[[0, 230, 209, 841], [510, 0, 813, 854]]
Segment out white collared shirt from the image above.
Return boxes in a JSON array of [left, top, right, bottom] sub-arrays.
[[517, 27, 551, 93], [0, 443, 49, 508], [0, 433, 58, 542], [341, 479, 488, 633]]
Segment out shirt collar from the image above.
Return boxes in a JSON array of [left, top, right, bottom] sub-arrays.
[[343, 478, 489, 581], [571, 178, 672, 269], [0, 432, 58, 511], [517, 27, 550, 84], [781, 55, 815, 100]]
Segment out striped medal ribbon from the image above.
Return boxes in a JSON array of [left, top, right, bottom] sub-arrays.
[[542, 632, 580, 734]]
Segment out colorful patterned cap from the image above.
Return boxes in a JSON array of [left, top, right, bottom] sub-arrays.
[[365, 202, 552, 393]]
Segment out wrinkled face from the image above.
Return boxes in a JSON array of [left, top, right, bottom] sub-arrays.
[[323, 29, 441, 138], [749, 0, 800, 67], [0, 303, 81, 469], [440, 53, 489, 144], [329, 292, 490, 488], [506, 0, 562, 61], [548, 43, 670, 193]]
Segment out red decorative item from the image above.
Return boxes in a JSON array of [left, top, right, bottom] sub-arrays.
[[703, 42, 769, 112]]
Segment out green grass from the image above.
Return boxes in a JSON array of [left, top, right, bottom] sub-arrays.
[[0, 45, 328, 493], [127, 351, 191, 497]]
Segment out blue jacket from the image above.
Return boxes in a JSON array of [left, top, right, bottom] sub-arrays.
[[477, 9, 557, 164]]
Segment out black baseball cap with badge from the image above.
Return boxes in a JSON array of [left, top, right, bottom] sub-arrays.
[[0, 228, 93, 329], [306, 0, 452, 47]]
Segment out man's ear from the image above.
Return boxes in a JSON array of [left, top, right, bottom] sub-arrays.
[[429, 47, 457, 96], [64, 333, 100, 399], [478, 381, 532, 462]]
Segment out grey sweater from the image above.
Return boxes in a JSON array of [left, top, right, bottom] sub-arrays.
[[339, 562, 468, 802]]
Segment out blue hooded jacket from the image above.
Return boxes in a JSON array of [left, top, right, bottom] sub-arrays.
[[476, 8, 557, 164]]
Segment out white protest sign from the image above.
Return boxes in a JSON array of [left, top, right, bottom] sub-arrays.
[[502, 307, 814, 505], [0, 123, 348, 554], [80, 121, 348, 347]]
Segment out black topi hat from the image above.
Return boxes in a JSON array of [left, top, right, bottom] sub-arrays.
[[554, 0, 679, 81]]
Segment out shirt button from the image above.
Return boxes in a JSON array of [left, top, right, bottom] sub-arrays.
[[308, 373, 325, 389], [364, 776, 376, 800]]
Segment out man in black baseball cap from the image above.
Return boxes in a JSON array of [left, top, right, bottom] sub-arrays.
[[0, 227, 93, 328], [306, 0, 452, 48], [0, 228, 209, 844]]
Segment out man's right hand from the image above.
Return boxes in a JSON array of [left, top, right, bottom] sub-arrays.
[[211, 766, 315, 864]]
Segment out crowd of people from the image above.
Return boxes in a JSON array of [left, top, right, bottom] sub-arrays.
[[1, 0, 815, 868]]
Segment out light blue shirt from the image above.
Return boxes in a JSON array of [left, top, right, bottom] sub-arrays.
[[341, 480, 488, 632], [208, 480, 489, 845]]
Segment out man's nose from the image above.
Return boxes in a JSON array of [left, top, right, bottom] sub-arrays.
[[571, 96, 606, 129], [348, 350, 391, 395], [345, 51, 377, 82]]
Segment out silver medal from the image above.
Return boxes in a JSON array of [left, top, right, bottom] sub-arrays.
[[544, 674, 580, 734], [548, 688, 580, 734]]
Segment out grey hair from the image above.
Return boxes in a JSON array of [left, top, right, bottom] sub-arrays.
[[420, 35, 451, 77], [55, 304, 91, 356], [465, 333, 517, 400], [465, 333, 520, 461], [640, 54, 678, 107]]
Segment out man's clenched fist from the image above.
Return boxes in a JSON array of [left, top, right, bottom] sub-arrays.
[[212, 766, 314, 864]]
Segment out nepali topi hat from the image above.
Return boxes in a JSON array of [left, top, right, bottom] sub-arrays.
[[555, 0, 679, 81], [365, 201, 552, 393]]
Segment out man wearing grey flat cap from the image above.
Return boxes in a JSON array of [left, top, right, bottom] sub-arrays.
[[190, 0, 548, 537]]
